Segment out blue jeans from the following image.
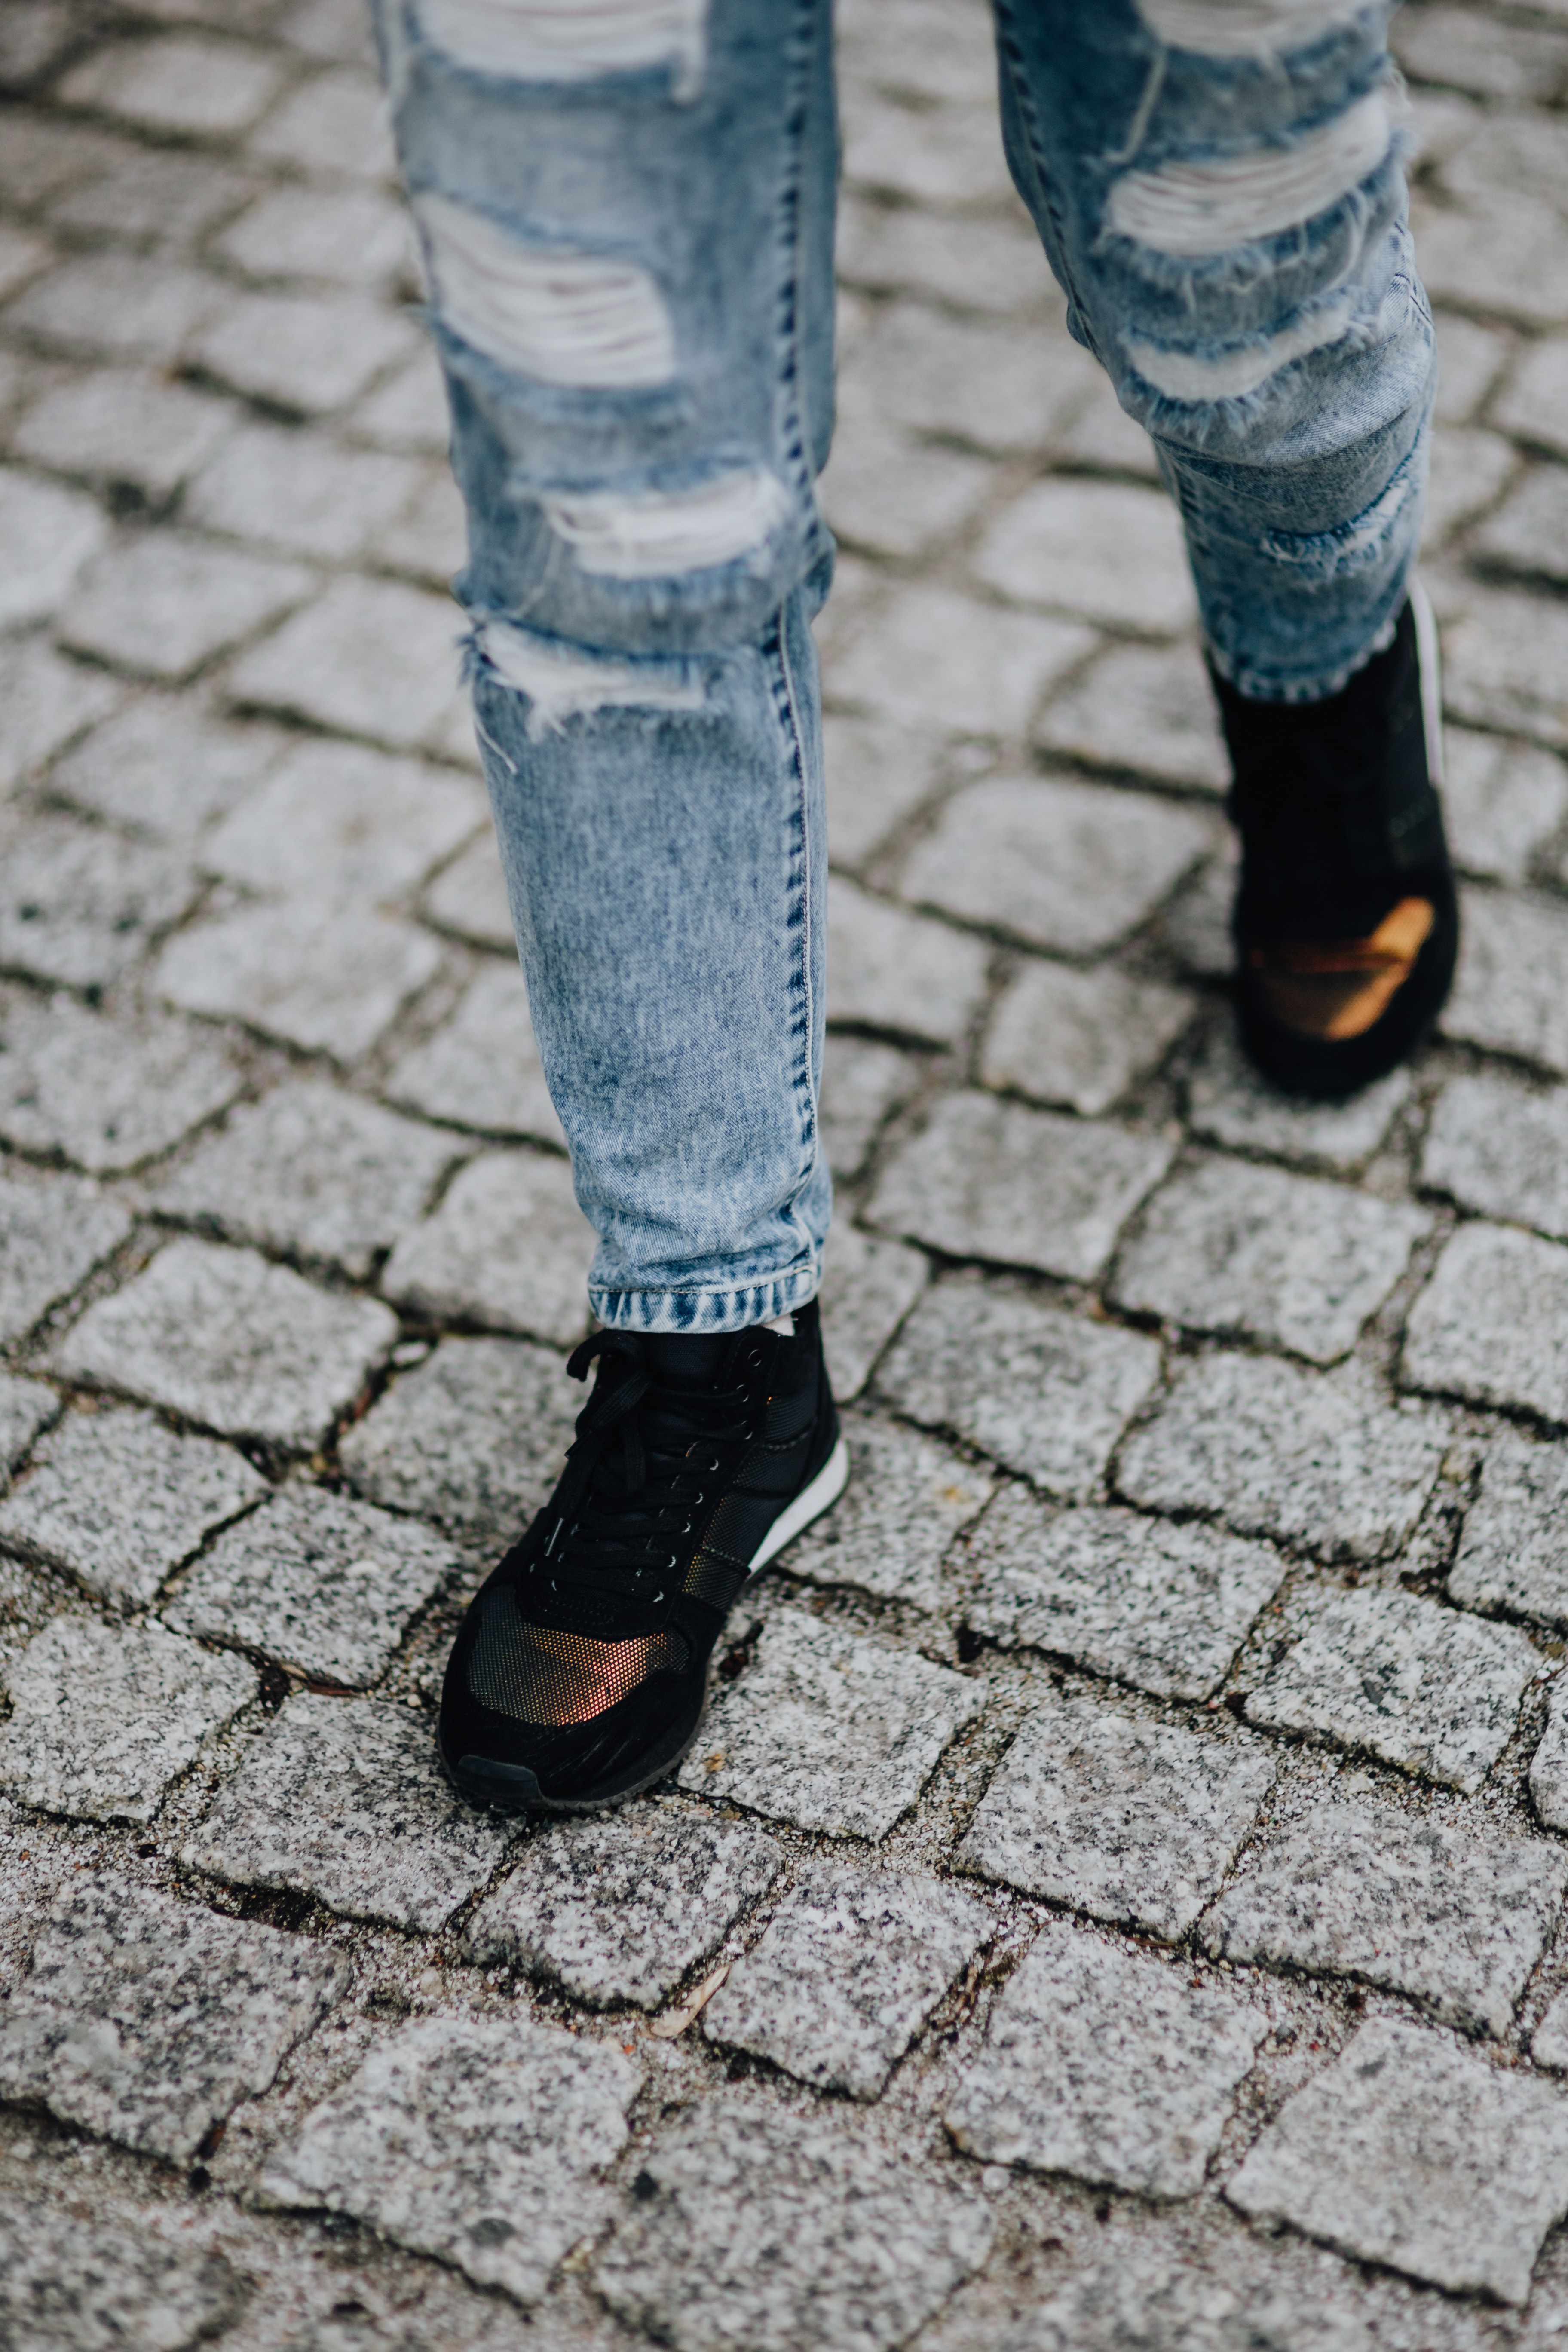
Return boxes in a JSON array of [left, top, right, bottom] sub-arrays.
[[374, 0, 1433, 1334]]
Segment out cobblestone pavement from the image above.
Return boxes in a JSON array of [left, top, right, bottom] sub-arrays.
[[6, 1, 1568, 2345]]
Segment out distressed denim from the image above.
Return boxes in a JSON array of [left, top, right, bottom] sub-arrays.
[[374, 0, 1433, 1333]]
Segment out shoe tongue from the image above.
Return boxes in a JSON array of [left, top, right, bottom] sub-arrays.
[[641, 1331, 735, 1389]]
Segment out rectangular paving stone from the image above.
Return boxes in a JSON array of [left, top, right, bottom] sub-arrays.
[[383, 960, 567, 1149], [1494, 333, 1568, 460], [944, 1919, 1265, 2199], [0, 637, 122, 798], [965, 1493, 1285, 1702], [0, 1403, 266, 1608], [1422, 1072, 1568, 1242], [49, 694, 287, 842], [1035, 638, 1229, 795], [817, 1218, 929, 1403], [200, 736, 484, 904], [191, 291, 416, 418], [164, 1485, 459, 1688], [54, 1237, 398, 1450], [1401, 1220, 1568, 1424], [0, 1617, 257, 1823], [153, 895, 443, 1064], [596, 2096, 992, 2352], [1202, 1797, 1568, 2038], [186, 424, 423, 565], [1185, 1023, 1412, 1173], [419, 829, 515, 949], [877, 1281, 1161, 1498], [1442, 585, 1568, 749], [184, 1692, 518, 1933], [149, 1082, 462, 1280], [959, 1692, 1276, 1943], [827, 581, 1095, 738], [1452, 1431, 1568, 1629], [819, 1034, 919, 1178], [1118, 1353, 1449, 1566], [677, 1603, 983, 1840], [1443, 885, 1568, 1072], [781, 1416, 993, 1611], [60, 536, 314, 683], [259, 2014, 638, 2307], [981, 958, 1194, 1118], [0, 989, 243, 1175], [0, 469, 108, 631], [14, 367, 237, 505], [826, 875, 989, 1046], [0, 2195, 245, 2352], [973, 479, 1196, 635], [0, 1874, 346, 2163], [701, 1864, 989, 2099], [1228, 2016, 1568, 2306], [380, 1150, 596, 1350], [1245, 1586, 1539, 1795], [250, 66, 395, 179], [1443, 727, 1568, 886], [820, 409, 992, 564], [1111, 1157, 1429, 1365], [899, 775, 1211, 957], [465, 1808, 782, 2012], [1534, 1985, 1568, 2070], [59, 32, 287, 133], [822, 712, 944, 873], [844, 299, 1094, 459], [870, 1091, 1173, 1283], [227, 575, 466, 755], [0, 1372, 58, 1486], [0, 1167, 130, 1342], [1017, 2245, 1385, 2352], [5, 253, 223, 363], [0, 809, 201, 990], [1529, 1675, 1568, 1831]]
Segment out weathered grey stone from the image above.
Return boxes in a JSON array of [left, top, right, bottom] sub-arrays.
[[1443, 727, 1568, 886], [822, 713, 944, 872], [1228, 2016, 1568, 2305], [0, 2195, 245, 2352], [842, 81, 1013, 207], [1395, 7, 1568, 101], [373, 461, 466, 584], [0, 1168, 130, 1342], [48, 693, 287, 841], [227, 576, 466, 755], [1204, 1797, 1567, 2037], [187, 424, 422, 564], [0, 468, 107, 631], [352, 344, 452, 454], [678, 1603, 983, 1839], [0, 1617, 257, 1823], [878, 1281, 1160, 1498], [1402, 1220, 1568, 1424], [0, 989, 242, 1174], [1422, 424, 1517, 550], [944, 1919, 1265, 2198], [1494, 333, 1568, 461], [819, 1034, 919, 1177], [0, 637, 122, 799], [216, 180, 406, 285], [184, 1693, 516, 1932], [1422, 1071, 1568, 1241], [826, 875, 989, 1046], [597, 2095, 993, 2352], [1035, 639, 1229, 794], [200, 736, 484, 904], [1416, 185, 1568, 333], [1111, 1157, 1428, 1365], [0, 1372, 58, 1486], [819, 411, 992, 563], [251, 67, 396, 180], [900, 775, 1211, 956], [340, 1335, 577, 1550], [465, 1809, 781, 2011], [702, 1864, 989, 2098], [965, 1493, 1285, 1701], [0, 1404, 266, 1608], [782, 1417, 993, 1610], [59, 33, 286, 132], [982, 959, 1194, 1117], [1245, 1586, 1539, 1794], [1159, 845, 1237, 979], [0, 1873, 345, 2163], [961, 1694, 1276, 1942], [1118, 1354, 1449, 1565], [836, 187, 1060, 317], [54, 1237, 397, 1450], [384, 960, 566, 1148], [164, 1485, 458, 1688], [817, 1218, 929, 1403], [870, 1091, 1173, 1282], [5, 254, 222, 365], [828, 582, 1095, 738], [0, 810, 200, 990], [1534, 1985, 1568, 2070], [260, 2014, 638, 2306], [153, 894, 443, 1063], [1474, 463, 1568, 588], [419, 829, 515, 949], [191, 292, 416, 418], [1456, 1435, 1568, 1648], [1185, 1024, 1411, 1172], [842, 300, 1097, 458], [60, 536, 314, 683], [974, 481, 1197, 636], [1442, 588, 1568, 750], [1010, 2246, 1381, 2352], [149, 1082, 460, 1280], [1529, 1674, 1568, 1829], [381, 1150, 592, 1348], [1443, 884, 1568, 1071], [13, 367, 237, 505]]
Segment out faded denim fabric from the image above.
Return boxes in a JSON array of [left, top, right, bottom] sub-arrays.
[[373, 0, 1432, 1333]]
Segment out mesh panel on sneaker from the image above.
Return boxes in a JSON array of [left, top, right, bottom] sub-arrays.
[[467, 1586, 688, 1727]]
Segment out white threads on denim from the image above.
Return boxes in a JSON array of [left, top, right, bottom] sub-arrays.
[[1127, 290, 1356, 401], [1137, 0, 1371, 58], [1108, 86, 1392, 256], [416, 191, 675, 387], [414, 0, 709, 98], [474, 618, 707, 735], [539, 469, 792, 579]]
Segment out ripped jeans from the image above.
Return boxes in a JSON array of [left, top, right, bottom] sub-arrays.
[[373, 0, 1434, 1335]]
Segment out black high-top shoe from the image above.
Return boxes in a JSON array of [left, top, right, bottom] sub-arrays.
[[1213, 583, 1457, 1099], [438, 1302, 846, 1813]]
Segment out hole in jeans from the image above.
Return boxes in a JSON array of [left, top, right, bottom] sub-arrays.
[[1108, 86, 1393, 257], [1136, 0, 1370, 59], [414, 0, 709, 99], [540, 468, 793, 579]]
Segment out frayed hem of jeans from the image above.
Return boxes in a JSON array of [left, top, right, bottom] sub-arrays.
[[588, 1265, 821, 1335], [1206, 604, 1403, 704]]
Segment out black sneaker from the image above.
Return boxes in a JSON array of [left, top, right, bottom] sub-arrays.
[[1212, 583, 1457, 1100], [438, 1302, 847, 1813]]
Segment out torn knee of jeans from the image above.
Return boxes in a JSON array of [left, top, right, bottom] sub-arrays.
[[466, 616, 710, 738], [1261, 449, 1423, 579], [537, 468, 795, 581], [407, 0, 710, 100], [1135, 0, 1377, 61]]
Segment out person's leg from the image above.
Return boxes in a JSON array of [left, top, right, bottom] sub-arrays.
[[992, 0, 1451, 1095], [370, 0, 846, 1810]]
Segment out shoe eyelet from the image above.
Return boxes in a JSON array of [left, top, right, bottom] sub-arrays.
[[692, 1491, 704, 1507], [666, 1554, 678, 1570], [746, 1346, 763, 1366]]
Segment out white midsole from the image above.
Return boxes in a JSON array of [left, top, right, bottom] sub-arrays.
[[747, 1436, 850, 1574], [1409, 575, 1445, 791]]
